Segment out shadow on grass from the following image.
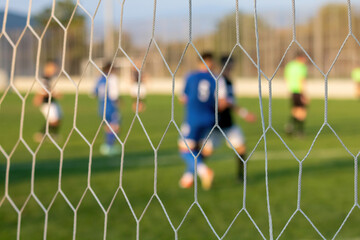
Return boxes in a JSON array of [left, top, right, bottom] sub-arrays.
[[248, 158, 355, 184], [0, 153, 355, 185], [0, 149, 166, 184]]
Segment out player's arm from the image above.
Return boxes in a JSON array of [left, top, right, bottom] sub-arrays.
[[179, 95, 187, 105], [91, 79, 100, 99], [179, 87, 188, 105], [224, 79, 256, 122], [218, 95, 232, 112], [233, 105, 256, 122], [179, 75, 191, 105], [33, 89, 47, 107]]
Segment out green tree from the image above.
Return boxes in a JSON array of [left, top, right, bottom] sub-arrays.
[[34, 0, 87, 75], [193, 12, 264, 77]]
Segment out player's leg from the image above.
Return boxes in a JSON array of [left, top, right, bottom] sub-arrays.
[[293, 93, 307, 135], [292, 106, 306, 135], [178, 123, 196, 188], [225, 126, 246, 181], [178, 137, 197, 188], [178, 123, 213, 189], [101, 111, 121, 156], [285, 93, 297, 135], [48, 102, 62, 138], [285, 93, 306, 136], [203, 128, 222, 158], [33, 103, 48, 142], [35, 102, 62, 142], [131, 82, 139, 112], [197, 126, 215, 190], [138, 83, 147, 112]]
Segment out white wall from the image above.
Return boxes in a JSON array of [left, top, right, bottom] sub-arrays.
[[0, 76, 356, 99]]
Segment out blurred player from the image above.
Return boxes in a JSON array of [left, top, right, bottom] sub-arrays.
[[33, 60, 62, 142], [93, 62, 121, 156], [208, 56, 256, 181], [130, 60, 147, 112], [178, 52, 217, 190], [351, 67, 360, 99], [284, 52, 308, 137]]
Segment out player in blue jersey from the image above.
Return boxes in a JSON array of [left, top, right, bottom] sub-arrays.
[[178, 52, 218, 190], [93, 62, 121, 156]]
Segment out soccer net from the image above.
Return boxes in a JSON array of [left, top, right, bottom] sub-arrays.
[[0, 0, 359, 239]]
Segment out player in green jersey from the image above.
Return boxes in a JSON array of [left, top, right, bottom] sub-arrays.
[[284, 52, 308, 136]]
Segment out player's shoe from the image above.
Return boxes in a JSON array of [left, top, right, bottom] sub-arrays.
[[295, 131, 305, 139], [237, 162, 244, 183], [100, 144, 121, 156], [198, 166, 214, 190], [284, 123, 294, 136], [33, 132, 44, 143], [100, 144, 111, 156], [179, 173, 194, 189], [109, 145, 121, 156]]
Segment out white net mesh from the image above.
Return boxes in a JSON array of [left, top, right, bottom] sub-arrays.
[[0, 0, 359, 239]]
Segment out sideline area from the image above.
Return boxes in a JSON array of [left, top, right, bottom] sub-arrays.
[[0, 76, 356, 99]]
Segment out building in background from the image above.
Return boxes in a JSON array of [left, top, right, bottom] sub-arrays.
[[1, 3, 360, 82]]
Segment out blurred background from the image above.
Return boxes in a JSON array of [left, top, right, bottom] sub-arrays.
[[0, 1, 359, 240], [1, 0, 360, 90]]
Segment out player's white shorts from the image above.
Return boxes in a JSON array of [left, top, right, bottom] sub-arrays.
[[130, 83, 147, 99], [40, 102, 62, 124], [207, 125, 245, 150]]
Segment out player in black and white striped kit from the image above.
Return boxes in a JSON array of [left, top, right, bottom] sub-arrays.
[[33, 60, 63, 142], [208, 56, 256, 181]]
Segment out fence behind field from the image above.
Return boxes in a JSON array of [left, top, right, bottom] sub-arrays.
[[0, 76, 355, 99]]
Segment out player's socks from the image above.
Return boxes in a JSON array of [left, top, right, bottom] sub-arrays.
[[179, 152, 197, 189], [41, 123, 46, 134], [106, 132, 116, 146], [285, 117, 295, 135], [49, 125, 59, 135], [180, 151, 207, 173], [293, 118, 305, 136], [297, 120, 305, 135], [180, 151, 200, 174], [180, 151, 213, 189], [238, 154, 246, 181]]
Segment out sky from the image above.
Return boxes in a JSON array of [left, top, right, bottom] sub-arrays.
[[0, 0, 348, 17], [0, 0, 353, 45]]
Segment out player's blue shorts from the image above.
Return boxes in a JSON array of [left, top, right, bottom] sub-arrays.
[[180, 122, 213, 143]]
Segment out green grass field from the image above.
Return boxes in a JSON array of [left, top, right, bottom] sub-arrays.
[[0, 92, 359, 239]]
